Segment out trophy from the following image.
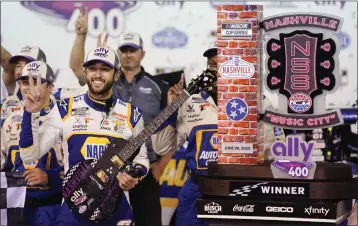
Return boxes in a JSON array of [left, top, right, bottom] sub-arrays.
[[198, 5, 358, 226]]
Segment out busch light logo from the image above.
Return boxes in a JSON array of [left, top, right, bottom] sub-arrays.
[[336, 32, 350, 49], [152, 27, 188, 49], [20, 1, 140, 37]]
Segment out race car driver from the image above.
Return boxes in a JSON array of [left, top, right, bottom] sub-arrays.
[[0, 45, 87, 127], [1, 61, 63, 226], [18, 46, 149, 226], [152, 42, 277, 225], [1, 45, 47, 127]]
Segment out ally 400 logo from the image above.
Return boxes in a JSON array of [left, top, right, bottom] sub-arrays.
[[270, 135, 317, 179], [20, 1, 141, 37]]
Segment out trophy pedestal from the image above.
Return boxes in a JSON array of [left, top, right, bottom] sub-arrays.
[[197, 162, 358, 225]]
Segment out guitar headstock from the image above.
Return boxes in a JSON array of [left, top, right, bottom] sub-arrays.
[[186, 69, 217, 95]]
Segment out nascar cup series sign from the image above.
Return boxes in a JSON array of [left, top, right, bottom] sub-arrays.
[[262, 13, 344, 130], [220, 21, 253, 39]]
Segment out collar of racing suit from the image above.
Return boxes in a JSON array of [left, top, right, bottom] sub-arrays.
[[40, 100, 55, 116], [84, 92, 116, 113]]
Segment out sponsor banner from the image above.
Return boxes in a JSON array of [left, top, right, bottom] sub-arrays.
[[270, 135, 317, 179], [152, 27, 188, 49], [219, 57, 255, 79], [262, 13, 344, 130], [197, 199, 352, 224], [228, 181, 310, 198], [220, 21, 253, 39]]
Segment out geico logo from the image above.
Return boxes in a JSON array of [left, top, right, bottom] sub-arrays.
[[266, 206, 294, 213]]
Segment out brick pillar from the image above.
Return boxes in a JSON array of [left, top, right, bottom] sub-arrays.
[[217, 5, 264, 165]]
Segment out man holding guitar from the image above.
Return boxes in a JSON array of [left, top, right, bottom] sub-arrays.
[[18, 46, 149, 225]]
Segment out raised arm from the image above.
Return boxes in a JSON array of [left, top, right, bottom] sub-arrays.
[[1, 45, 15, 94], [19, 74, 62, 163], [69, 7, 88, 86]]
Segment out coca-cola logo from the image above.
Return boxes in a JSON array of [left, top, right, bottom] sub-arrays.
[[233, 204, 255, 212]]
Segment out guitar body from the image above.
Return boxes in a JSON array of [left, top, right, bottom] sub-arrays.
[[60, 69, 217, 223], [62, 138, 129, 223]]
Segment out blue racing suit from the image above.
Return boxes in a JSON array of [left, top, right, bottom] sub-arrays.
[[19, 92, 149, 226], [152, 92, 277, 226], [152, 91, 217, 226], [1, 100, 63, 226]]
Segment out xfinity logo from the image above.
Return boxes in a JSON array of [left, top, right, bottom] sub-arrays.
[[266, 206, 294, 213], [204, 202, 222, 214], [304, 206, 330, 216]]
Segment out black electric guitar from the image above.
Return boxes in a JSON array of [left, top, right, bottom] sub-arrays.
[[62, 69, 217, 223]]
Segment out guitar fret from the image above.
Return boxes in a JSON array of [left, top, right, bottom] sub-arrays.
[[118, 71, 214, 163]]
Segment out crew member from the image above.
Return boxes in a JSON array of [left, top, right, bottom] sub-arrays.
[[19, 46, 149, 226], [1, 61, 63, 226], [1, 45, 47, 126]]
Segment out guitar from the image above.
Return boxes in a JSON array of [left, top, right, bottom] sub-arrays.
[[62, 69, 217, 223]]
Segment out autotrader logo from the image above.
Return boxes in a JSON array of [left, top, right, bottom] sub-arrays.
[[266, 206, 294, 213], [304, 206, 330, 216]]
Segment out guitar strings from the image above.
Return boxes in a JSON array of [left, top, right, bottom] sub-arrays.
[[95, 71, 216, 179]]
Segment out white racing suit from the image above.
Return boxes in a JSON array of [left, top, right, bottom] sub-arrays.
[[19, 92, 149, 226]]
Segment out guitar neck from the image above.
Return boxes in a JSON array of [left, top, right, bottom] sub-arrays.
[[118, 90, 191, 162]]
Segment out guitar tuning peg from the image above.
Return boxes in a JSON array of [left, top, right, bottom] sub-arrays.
[[208, 87, 212, 91]]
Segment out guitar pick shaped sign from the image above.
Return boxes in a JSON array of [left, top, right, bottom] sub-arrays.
[[261, 13, 344, 130]]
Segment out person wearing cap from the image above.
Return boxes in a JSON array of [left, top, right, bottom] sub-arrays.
[[0, 45, 47, 126], [1, 45, 87, 127], [69, 11, 168, 224], [1, 61, 63, 226], [19, 46, 149, 226]]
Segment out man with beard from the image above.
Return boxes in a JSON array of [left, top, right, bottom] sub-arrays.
[[18, 46, 149, 226], [69, 9, 168, 224]]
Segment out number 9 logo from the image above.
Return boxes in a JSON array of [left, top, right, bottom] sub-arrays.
[[67, 8, 125, 38]]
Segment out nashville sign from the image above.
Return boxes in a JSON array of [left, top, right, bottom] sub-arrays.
[[261, 13, 344, 130]]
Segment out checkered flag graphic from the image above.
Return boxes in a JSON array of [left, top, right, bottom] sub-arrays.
[[229, 182, 269, 197], [0, 172, 27, 226]]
